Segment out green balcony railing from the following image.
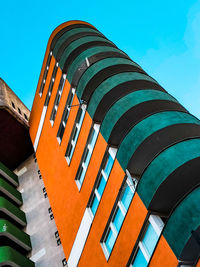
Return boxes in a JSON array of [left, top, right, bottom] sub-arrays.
[[0, 177, 22, 206], [0, 246, 35, 267], [0, 196, 26, 227], [0, 162, 18, 187], [0, 219, 31, 252]]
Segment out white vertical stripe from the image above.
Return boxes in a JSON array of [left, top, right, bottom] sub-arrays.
[[67, 208, 93, 267], [34, 106, 47, 151]]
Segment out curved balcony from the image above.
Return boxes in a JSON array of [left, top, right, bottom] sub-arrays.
[[0, 246, 34, 267]]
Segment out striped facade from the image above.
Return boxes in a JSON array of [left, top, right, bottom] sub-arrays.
[[29, 21, 200, 266]]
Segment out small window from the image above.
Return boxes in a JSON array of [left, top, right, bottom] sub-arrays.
[[89, 147, 117, 217], [65, 104, 86, 164], [57, 87, 75, 143], [18, 107, 22, 114], [55, 231, 59, 238], [75, 123, 100, 190], [43, 187, 46, 193], [101, 173, 137, 259], [24, 113, 28, 120], [62, 258, 67, 266], [11, 102, 15, 109], [129, 215, 164, 266], [57, 238, 61, 246], [48, 207, 52, 213], [50, 213, 54, 220], [44, 192, 48, 198]]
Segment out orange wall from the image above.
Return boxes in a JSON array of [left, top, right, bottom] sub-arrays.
[[33, 67, 108, 257], [79, 163, 148, 267], [149, 235, 178, 267]]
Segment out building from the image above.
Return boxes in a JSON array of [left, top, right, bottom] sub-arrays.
[[0, 20, 200, 266], [0, 79, 66, 266]]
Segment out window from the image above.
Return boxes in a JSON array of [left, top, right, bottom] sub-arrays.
[[101, 173, 137, 259], [130, 215, 164, 267], [24, 113, 28, 120], [39, 51, 52, 97], [75, 123, 100, 190], [62, 258, 67, 266], [44, 62, 58, 107], [65, 104, 86, 164], [11, 102, 15, 109], [18, 107, 22, 114], [89, 147, 117, 217], [57, 87, 76, 143], [50, 74, 66, 126]]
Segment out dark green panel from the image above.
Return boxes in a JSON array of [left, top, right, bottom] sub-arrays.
[[67, 46, 127, 83], [0, 246, 35, 266], [53, 27, 100, 57], [101, 90, 178, 142], [117, 111, 200, 171], [0, 177, 22, 205], [87, 72, 157, 118], [0, 196, 26, 226], [137, 139, 200, 208], [59, 36, 113, 69], [163, 187, 200, 257], [76, 57, 141, 100], [0, 219, 32, 251], [0, 161, 18, 187]]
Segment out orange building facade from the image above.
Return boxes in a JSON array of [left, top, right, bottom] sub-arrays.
[[29, 21, 200, 267]]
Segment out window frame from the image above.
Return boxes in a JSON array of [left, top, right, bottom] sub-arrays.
[[65, 103, 87, 165], [87, 147, 117, 219], [128, 214, 165, 267], [50, 74, 66, 126], [39, 51, 52, 97], [57, 87, 76, 144], [44, 61, 59, 107], [75, 123, 100, 190], [101, 172, 138, 260]]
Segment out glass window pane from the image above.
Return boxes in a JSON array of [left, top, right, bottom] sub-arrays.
[[91, 195, 99, 215], [63, 109, 69, 123], [78, 167, 86, 185], [104, 155, 114, 177], [132, 248, 148, 267], [83, 149, 91, 167], [142, 222, 159, 257], [89, 130, 98, 148], [59, 124, 65, 139], [97, 175, 106, 196], [121, 185, 134, 211], [105, 228, 115, 254], [113, 207, 124, 232]]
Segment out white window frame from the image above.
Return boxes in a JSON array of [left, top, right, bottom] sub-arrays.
[[50, 74, 66, 126], [130, 214, 164, 266], [39, 51, 52, 97], [101, 173, 137, 260], [89, 147, 117, 219], [57, 87, 76, 144], [76, 123, 100, 190], [65, 104, 87, 165]]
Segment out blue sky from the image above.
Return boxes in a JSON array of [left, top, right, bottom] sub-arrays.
[[1, 0, 200, 118]]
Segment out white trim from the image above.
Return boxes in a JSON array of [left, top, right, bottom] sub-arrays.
[[67, 208, 93, 267], [149, 215, 164, 236], [108, 147, 117, 159], [30, 248, 46, 262], [33, 106, 47, 151], [138, 241, 150, 262]]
